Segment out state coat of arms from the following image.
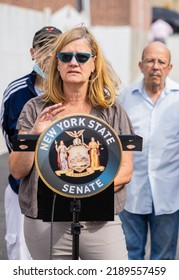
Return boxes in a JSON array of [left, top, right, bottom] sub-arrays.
[[55, 129, 104, 177]]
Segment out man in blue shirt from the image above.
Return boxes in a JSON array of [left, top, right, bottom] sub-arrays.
[[119, 41, 179, 260], [0, 26, 62, 259]]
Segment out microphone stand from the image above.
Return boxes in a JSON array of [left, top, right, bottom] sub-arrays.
[[70, 198, 83, 260]]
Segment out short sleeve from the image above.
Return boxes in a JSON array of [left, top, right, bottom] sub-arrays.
[[16, 96, 46, 132]]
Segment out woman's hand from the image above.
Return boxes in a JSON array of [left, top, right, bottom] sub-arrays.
[[30, 103, 66, 134], [9, 103, 65, 179]]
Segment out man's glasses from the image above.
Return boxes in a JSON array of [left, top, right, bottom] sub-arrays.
[[57, 52, 94, 63], [142, 58, 169, 69]]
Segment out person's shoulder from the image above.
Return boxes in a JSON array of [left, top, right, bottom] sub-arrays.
[[2, 72, 36, 106], [166, 77, 179, 91], [113, 99, 131, 113], [6, 72, 31, 89], [121, 80, 142, 94], [3, 72, 33, 98], [100, 99, 126, 116], [22, 95, 46, 110], [118, 80, 143, 105]]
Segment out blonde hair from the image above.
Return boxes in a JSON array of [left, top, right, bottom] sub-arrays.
[[43, 26, 120, 109]]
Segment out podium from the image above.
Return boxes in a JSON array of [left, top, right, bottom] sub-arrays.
[[12, 114, 142, 259]]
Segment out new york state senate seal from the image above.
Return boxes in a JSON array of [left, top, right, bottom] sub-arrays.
[[35, 114, 122, 198]]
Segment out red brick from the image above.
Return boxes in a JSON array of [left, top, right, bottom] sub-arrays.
[[0, 0, 151, 29]]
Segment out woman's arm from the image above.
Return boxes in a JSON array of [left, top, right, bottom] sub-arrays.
[[114, 150, 133, 192], [9, 103, 66, 180]]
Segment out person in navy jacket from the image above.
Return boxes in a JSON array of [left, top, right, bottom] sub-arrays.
[[0, 26, 62, 259]]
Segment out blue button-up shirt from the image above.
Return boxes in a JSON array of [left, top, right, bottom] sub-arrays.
[[119, 78, 179, 215]]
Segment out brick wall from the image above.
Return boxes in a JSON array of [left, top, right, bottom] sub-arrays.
[[90, 0, 130, 26], [0, 0, 77, 12], [0, 0, 151, 29]]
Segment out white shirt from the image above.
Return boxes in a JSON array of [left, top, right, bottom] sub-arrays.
[[119, 78, 179, 215]]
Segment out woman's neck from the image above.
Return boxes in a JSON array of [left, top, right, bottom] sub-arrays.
[[63, 100, 91, 115], [64, 82, 88, 98], [52, 81, 92, 118]]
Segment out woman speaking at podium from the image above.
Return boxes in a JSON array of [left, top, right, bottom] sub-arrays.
[[9, 26, 133, 260]]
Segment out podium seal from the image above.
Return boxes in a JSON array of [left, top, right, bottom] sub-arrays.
[[35, 114, 122, 198]]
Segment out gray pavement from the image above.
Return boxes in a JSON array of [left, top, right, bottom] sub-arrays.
[[0, 152, 178, 260]]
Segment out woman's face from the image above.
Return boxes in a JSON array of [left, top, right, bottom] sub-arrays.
[[57, 38, 96, 85]]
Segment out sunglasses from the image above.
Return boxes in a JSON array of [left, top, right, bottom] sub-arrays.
[[57, 52, 94, 63]]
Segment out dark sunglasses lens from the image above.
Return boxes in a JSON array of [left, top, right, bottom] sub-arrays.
[[59, 53, 72, 62], [76, 53, 90, 63]]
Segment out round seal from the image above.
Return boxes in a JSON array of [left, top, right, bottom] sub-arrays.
[[35, 114, 122, 198]]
